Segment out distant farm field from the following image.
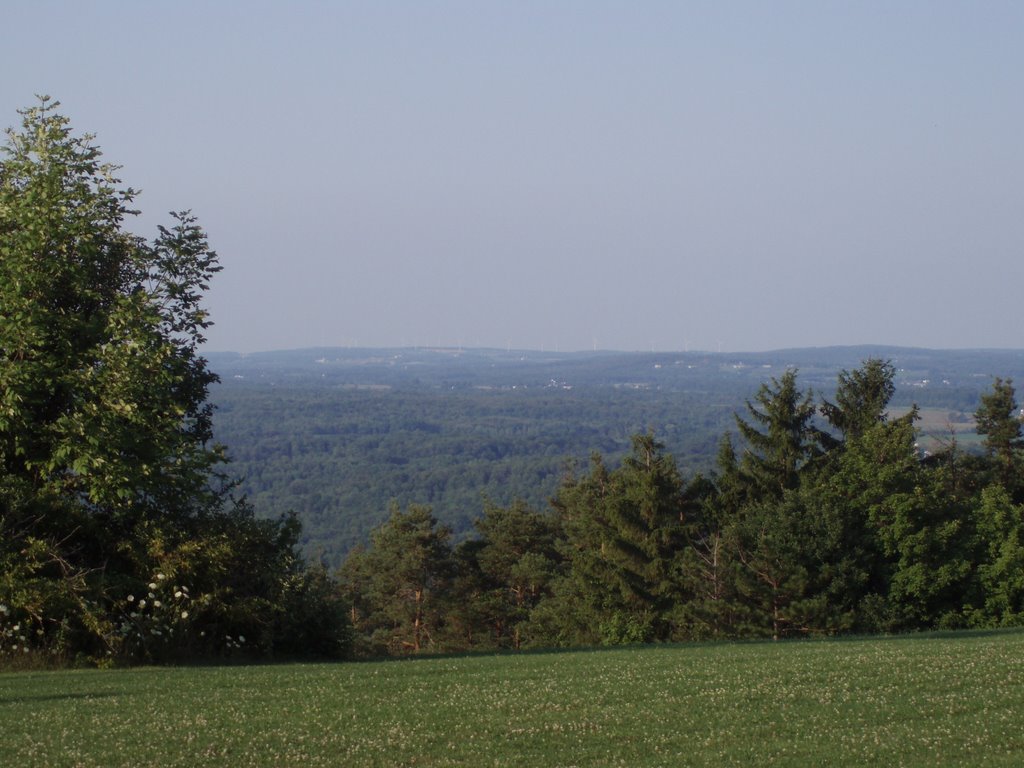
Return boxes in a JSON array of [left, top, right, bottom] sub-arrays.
[[3, 629, 1023, 767], [891, 406, 984, 452]]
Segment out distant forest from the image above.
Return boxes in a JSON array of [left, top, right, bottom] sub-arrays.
[[209, 346, 1024, 566], [331, 359, 1024, 655]]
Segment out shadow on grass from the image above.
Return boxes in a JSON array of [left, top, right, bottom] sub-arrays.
[[345, 625, 1024, 665], [5, 627, 1020, 674], [0, 691, 126, 705]]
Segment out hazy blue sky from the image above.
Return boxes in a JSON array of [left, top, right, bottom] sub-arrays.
[[4, 2, 1022, 353]]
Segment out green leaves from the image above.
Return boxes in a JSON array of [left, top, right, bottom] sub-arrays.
[[0, 98, 349, 664], [0, 98, 222, 519]]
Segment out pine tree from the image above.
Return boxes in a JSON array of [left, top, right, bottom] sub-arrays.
[[549, 436, 686, 644], [457, 500, 560, 649], [339, 505, 453, 654], [734, 370, 823, 499], [821, 358, 896, 443], [975, 377, 1024, 494]]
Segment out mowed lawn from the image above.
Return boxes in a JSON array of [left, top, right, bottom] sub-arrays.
[[2, 630, 1023, 767]]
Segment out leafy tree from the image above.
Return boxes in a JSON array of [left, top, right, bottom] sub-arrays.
[[0, 98, 222, 523], [0, 98, 348, 662], [968, 485, 1024, 626], [808, 413, 918, 632], [867, 433, 974, 629]]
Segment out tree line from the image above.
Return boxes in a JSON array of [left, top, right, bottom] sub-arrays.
[[339, 362, 1024, 655]]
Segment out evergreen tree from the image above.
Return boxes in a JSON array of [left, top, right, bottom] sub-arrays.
[[338, 504, 453, 655], [975, 378, 1024, 495], [453, 500, 561, 649], [821, 358, 896, 443], [675, 463, 744, 640], [548, 436, 686, 645], [734, 370, 823, 499], [726, 490, 838, 640]]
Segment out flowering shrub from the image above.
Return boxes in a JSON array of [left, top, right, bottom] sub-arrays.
[[0, 603, 34, 657], [111, 573, 198, 661]]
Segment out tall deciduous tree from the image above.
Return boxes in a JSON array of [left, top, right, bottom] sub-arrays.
[[0, 98, 222, 521], [0, 98, 348, 661]]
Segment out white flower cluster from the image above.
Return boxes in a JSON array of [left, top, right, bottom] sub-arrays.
[[0, 603, 35, 656], [115, 573, 195, 656]]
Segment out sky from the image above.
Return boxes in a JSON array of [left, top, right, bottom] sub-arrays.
[[3, 2, 1023, 353]]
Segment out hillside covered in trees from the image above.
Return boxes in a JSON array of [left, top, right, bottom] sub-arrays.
[[337, 362, 1024, 655], [209, 346, 1024, 565]]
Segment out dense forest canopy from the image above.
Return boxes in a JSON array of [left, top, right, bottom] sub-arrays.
[[209, 346, 1024, 564]]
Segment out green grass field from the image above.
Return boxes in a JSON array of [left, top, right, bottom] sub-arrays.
[[2, 629, 1023, 767]]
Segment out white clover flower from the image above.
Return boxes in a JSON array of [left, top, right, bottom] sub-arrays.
[[180, 611, 189, 620], [238, 635, 245, 643], [148, 583, 157, 590], [153, 600, 162, 608], [12, 624, 19, 632], [138, 600, 146, 609], [127, 594, 135, 602], [130, 612, 138, 618], [200, 631, 206, 637], [157, 573, 166, 580], [0, 604, 8, 614], [174, 591, 183, 599], [22, 647, 28, 653]]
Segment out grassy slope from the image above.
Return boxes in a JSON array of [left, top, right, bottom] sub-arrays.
[[2, 629, 1023, 767]]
